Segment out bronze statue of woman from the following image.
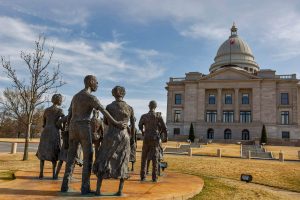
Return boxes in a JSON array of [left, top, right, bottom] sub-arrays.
[[93, 86, 135, 196], [36, 94, 64, 179]]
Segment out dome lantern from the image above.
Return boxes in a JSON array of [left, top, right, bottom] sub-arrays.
[[230, 22, 238, 37]]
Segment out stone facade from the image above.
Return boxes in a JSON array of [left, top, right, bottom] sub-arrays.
[[165, 24, 300, 145], [166, 70, 300, 145]]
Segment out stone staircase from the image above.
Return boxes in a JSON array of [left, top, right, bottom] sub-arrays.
[[164, 143, 201, 154], [241, 145, 273, 159]]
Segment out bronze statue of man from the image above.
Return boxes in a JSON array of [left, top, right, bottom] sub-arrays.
[[91, 110, 104, 159], [139, 100, 167, 182], [61, 75, 126, 195]]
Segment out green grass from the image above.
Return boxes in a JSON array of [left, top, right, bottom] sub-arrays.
[[0, 170, 15, 180], [190, 177, 236, 200]]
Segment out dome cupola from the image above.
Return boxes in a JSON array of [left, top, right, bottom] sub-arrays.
[[210, 23, 259, 73]]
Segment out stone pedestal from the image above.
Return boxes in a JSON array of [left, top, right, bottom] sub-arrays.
[[0, 169, 205, 200], [11, 143, 17, 154], [217, 149, 222, 158], [240, 144, 243, 158], [188, 148, 193, 157], [279, 151, 284, 162], [248, 151, 251, 159]]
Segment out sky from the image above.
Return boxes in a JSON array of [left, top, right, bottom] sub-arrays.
[[0, 0, 300, 122]]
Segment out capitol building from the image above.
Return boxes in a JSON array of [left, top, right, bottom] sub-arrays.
[[166, 24, 300, 145]]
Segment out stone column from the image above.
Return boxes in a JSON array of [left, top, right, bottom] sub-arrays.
[[297, 87, 300, 126], [197, 88, 205, 122], [252, 87, 261, 122], [234, 88, 239, 122], [217, 88, 222, 122]]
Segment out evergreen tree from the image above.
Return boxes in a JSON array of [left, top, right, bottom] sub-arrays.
[[260, 124, 267, 144], [189, 123, 195, 142]]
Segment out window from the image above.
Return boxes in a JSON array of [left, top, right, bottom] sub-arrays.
[[223, 111, 234, 123], [225, 94, 232, 104], [242, 129, 250, 140], [175, 94, 182, 105], [224, 129, 232, 139], [240, 111, 251, 123], [174, 128, 180, 135], [282, 131, 290, 139], [242, 93, 249, 104], [206, 111, 217, 123], [207, 128, 214, 139], [174, 110, 181, 122], [281, 93, 289, 105], [209, 94, 216, 104], [281, 111, 289, 125]]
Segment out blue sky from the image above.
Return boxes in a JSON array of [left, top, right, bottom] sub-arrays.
[[1, 0, 300, 121]]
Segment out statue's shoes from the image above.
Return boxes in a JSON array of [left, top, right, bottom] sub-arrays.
[[61, 186, 68, 192], [95, 192, 102, 196], [115, 191, 123, 196], [140, 177, 146, 182], [81, 189, 95, 195]]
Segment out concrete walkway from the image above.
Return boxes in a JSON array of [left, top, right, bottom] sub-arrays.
[[0, 166, 203, 200]]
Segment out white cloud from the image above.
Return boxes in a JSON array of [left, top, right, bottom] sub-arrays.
[[180, 24, 228, 40], [5, 1, 90, 26], [50, 8, 89, 26], [0, 16, 166, 84]]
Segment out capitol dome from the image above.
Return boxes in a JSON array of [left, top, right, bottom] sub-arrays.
[[209, 23, 259, 73]]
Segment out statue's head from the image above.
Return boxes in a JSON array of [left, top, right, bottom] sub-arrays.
[[84, 75, 98, 92], [51, 94, 62, 106], [148, 100, 157, 110], [112, 86, 126, 99]]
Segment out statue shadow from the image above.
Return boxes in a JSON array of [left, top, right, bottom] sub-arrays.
[[0, 188, 101, 197], [0, 188, 62, 197]]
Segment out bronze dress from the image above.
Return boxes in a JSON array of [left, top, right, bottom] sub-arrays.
[[93, 100, 134, 179], [129, 127, 137, 163], [36, 105, 64, 161]]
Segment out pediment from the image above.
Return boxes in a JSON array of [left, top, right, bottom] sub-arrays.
[[202, 68, 259, 80]]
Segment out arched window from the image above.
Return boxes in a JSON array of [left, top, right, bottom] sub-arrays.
[[242, 129, 250, 140], [207, 128, 214, 139], [224, 129, 232, 139]]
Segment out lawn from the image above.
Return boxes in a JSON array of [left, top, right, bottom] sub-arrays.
[[264, 145, 300, 160], [0, 138, 40, 143], [137, 141, 300, 160], [0, 152, 299, 199], [191, 143, 241, 157], [165, 155, 300, 194]]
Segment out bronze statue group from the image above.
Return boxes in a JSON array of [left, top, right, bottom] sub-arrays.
[[36, 75, 168, 196]]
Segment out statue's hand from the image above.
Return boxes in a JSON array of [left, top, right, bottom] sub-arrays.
[[116, 122, 127, 129]]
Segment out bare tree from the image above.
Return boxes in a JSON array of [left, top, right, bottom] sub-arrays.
[[0, 35, 65, 160]]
